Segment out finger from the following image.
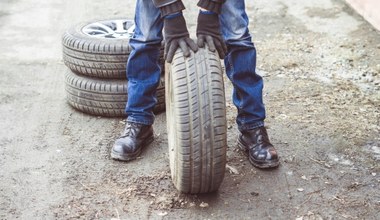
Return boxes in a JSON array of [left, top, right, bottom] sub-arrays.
[[222, 40, 228, 54], [215, 40, 226, 59], [164, 43, 169, 60], [179, 39, 190, 57], [185, 38, 198, 52], [197, 35, 205, 48], [166, 41, 178, 63], [219, 39, 228, 56], [206, 35, 216, 52]]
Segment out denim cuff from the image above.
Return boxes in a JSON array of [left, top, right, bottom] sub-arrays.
[[238, 121, 265, 132], [127, 117, 154, 126]]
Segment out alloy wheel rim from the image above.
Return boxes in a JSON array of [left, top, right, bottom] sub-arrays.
[[82, 19, 135, 39]]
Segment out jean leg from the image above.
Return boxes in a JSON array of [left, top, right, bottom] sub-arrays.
[[126, 0, 163, 125], [220, 0, 265, 131]]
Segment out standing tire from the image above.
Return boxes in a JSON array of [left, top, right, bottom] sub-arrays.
[[65, 71, 165, 117], [166, 48, 227, 194], [62, 19, 164, 79]]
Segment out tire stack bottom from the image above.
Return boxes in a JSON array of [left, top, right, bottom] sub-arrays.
[[65, 71, 165, 117]]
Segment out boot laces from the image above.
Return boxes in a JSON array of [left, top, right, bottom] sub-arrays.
[[121, 122, 140, 138]]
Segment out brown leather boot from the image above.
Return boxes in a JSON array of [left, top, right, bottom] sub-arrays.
[[237, 127, 279, 169]]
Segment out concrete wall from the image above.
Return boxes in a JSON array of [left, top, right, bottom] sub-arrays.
[[346, 0, 380, 30]]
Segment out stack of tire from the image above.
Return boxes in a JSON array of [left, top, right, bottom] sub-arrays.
[[62, 19, 165, 117]]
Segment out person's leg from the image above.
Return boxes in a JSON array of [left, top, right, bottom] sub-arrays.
[[126, 0, 164, 126], [220, 0, 265, 131], [220, 0, 279, 168], [112, 0, 163, 161]]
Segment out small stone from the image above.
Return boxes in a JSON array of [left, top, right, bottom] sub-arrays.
[[250, 191, 259, 196], [226, 164, 239, 175], [157, 212, 168, 216], [297, 188, 304, 192], [199, 202, 209, 208], [376, 64, 380, 73]]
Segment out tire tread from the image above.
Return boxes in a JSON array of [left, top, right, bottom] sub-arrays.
[[166, 48, 227, 194]]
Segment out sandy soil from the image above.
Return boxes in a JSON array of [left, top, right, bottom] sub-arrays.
[[0, 0, 379, 219]]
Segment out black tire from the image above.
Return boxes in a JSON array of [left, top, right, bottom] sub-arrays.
[[65, 71, 165, 117], [166, 48, 227, 194], [62, 19, 164, 79]]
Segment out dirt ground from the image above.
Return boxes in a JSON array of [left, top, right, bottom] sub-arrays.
[[0, 0, 379, 219]]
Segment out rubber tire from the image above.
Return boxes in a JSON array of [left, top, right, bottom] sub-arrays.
[[65, 71, 165, 117], [62, 19, 164, 79], [166, 48, 227, 194]]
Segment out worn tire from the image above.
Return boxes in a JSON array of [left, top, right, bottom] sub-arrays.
[[65, 71, 165, 117], [62, 19, 164, 79], [166, 48, 227, 194]]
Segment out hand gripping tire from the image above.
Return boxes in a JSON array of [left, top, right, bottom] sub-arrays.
[[65, 71, 165, 117], [166, 47, 227, 193]]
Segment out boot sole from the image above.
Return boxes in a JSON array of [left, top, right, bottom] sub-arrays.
[[237, 138, 280, 169], [111, 135, 154, 161]]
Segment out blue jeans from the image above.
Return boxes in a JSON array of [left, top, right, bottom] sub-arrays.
[[126, 0, 265, 131]]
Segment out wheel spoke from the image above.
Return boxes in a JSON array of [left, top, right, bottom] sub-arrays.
[[82, 19, 134, 39], [91, 22, 115, 34], [114, 20, 125, 33], [83, 28, 108, 35], [127, 24, 135, 37]]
